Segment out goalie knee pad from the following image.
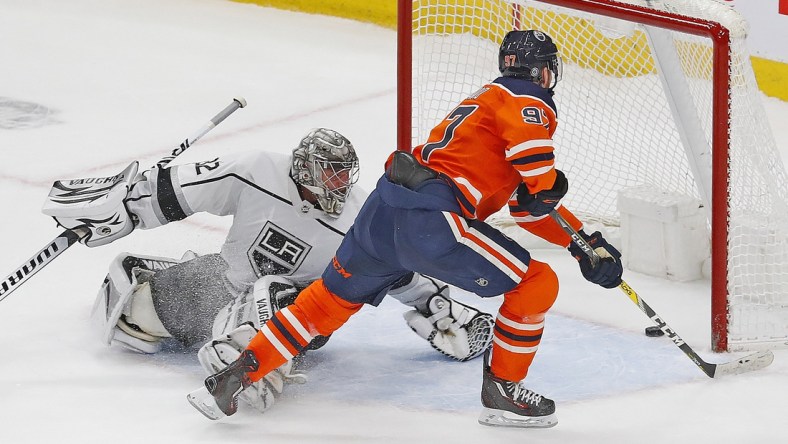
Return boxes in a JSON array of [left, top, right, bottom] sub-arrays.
[[91, 252, 184, 354], [212, 275, 331, 352], [212, 275, 299, 337]]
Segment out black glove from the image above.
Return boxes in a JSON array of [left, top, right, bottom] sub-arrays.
[[516, 169, 568, 217], [567, 230, 623, 289]]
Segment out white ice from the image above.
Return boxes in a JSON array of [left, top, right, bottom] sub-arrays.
[[1, 1, 788, 443]]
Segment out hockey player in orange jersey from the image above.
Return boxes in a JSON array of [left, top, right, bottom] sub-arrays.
[[190, 30, 624, 428]]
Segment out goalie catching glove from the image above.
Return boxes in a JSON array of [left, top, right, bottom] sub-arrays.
[[403, 292, 494, 362]]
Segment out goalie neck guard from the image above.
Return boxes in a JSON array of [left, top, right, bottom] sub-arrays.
[[291, 128, 359, 218]]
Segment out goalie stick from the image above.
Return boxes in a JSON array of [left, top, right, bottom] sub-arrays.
[[0, 97, 247, 304], [549, 209, 774, 378]]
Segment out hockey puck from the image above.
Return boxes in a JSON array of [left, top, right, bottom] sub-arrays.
[[645, 326, 665, 337]]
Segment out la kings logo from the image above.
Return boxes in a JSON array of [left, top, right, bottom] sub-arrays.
[[248, 222, 311, 277]]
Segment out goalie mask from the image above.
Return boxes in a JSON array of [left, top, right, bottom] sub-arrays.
[[499, 30, 563, 90], [291, 128, 359, 217]]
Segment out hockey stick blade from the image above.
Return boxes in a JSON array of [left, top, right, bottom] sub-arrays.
[[711, 349, 774, 378], [622, 281, 775, 378], [187, 386, 226, 420]]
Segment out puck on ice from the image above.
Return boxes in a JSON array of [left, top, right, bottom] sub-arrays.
[[645, 326, 665, 337]]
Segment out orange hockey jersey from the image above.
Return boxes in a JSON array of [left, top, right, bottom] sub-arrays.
[[411, 76, 582, 247]]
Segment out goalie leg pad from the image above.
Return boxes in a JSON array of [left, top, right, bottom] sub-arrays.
[[91, 252, 183, 353], [212, 275, 299, 337], [125, 281, 170, 338], [212, 275, 331, 351], [197, 323, 306, 413], [404, 293, 494, 362]]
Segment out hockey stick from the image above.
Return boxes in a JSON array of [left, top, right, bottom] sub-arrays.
[[0, 97, 247, 304], [549, 209, 774, 378]]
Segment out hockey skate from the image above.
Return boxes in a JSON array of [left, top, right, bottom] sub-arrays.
[[477, 349, 557, 428], [188, 349, 259, 420]]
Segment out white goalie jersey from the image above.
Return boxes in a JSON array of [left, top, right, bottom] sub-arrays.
[[126, 150, 363, 296]]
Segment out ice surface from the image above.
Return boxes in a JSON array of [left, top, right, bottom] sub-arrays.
[[1, 1, 787, 443]]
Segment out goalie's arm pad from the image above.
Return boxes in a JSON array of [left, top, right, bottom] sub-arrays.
[[126, 151, 271, 230], [41, 162, 139, 247]]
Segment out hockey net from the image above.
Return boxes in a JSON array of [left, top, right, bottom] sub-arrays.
[[397, 0, 788, 351]]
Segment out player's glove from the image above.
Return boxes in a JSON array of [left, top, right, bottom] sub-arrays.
[[567, 230, 623, 289], [516, 169, 568, 217]]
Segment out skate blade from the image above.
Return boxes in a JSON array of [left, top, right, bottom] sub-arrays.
[[187, 386, 226, 421], [478, 407, 558, 428]]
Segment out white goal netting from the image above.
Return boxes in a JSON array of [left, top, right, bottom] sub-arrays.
[[408, 0, 788, 350]]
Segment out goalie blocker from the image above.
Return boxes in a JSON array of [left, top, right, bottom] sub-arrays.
[[42, 162, 139, 247]]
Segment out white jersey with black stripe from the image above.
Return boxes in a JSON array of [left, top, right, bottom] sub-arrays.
[[125, 150, 365, 295]]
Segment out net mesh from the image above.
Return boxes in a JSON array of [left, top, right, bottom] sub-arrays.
[[410, 0, 788, 349]]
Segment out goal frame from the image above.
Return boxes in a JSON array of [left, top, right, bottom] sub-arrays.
[[396, 0, 734, 352]]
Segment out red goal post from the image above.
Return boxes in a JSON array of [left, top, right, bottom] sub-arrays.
[[397, 0, 788, 352]]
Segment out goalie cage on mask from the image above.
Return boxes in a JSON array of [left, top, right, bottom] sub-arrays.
[[290, 128, 359, 217]]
